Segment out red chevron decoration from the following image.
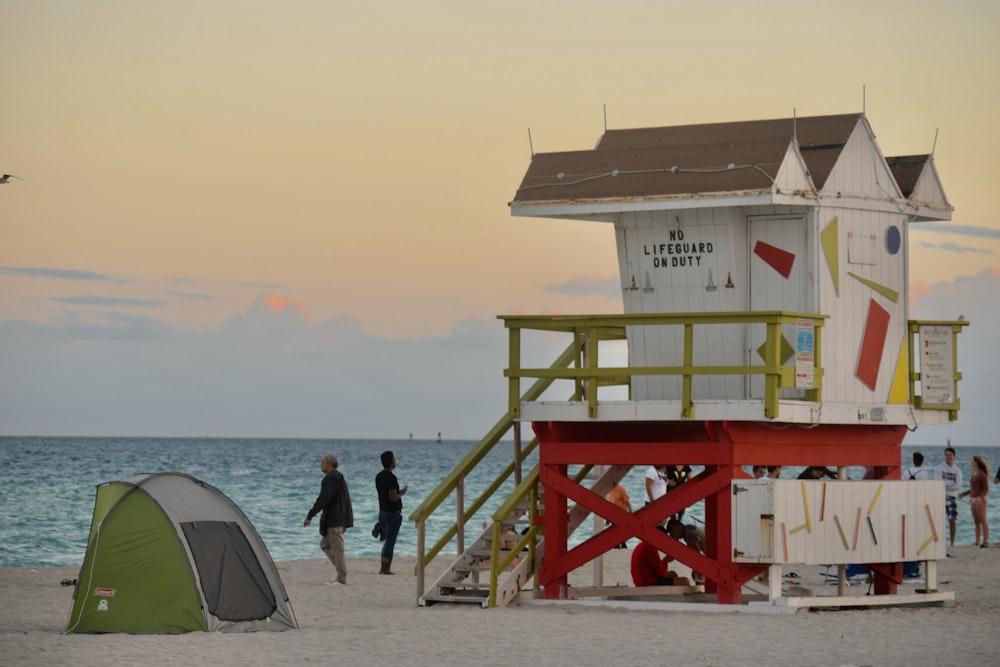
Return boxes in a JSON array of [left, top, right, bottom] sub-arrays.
[[753, 241, 795, 278], [856, 299, 890, 391]]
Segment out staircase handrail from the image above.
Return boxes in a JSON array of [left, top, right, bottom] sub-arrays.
[[486, 463, 594, 606], [409, 338, 587, 600]]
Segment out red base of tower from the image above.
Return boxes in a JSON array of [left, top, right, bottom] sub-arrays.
[[533, 420, 907, 603]]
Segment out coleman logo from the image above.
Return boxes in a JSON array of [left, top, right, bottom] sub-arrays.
[[93, 588, 116, 597]]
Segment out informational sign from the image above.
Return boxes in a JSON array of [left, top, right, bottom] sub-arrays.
[[794, 318, 814, 389], [919, 325, 955, 406]]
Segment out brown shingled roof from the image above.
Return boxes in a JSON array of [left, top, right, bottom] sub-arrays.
[[512, 113, 862, 204], [885, 155, 930, 198]]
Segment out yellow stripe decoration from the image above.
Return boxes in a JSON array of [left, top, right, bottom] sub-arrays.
[[847, 272, 899, 303], [801, 481, 812, 534], [925, 504, 939, 542], [868, 483, 884, 515], [820, 216, 840, 296], [789, 522, 809, 535], [833, 514, 849, 550], [887, 337, 909, 404], [917, 535, 935, 556]]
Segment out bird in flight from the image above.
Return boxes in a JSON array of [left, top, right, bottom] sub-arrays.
[[1, 174, 24, 184]]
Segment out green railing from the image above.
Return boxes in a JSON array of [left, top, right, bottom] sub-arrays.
[[501, 311, 828, 420]]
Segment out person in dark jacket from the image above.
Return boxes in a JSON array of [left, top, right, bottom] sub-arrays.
[[304, 454, 354, 585]]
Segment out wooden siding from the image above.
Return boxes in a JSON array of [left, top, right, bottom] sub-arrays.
[[616, 208, 746, 400], [816, 204, 908, 406], [733, 479, 947, 565]]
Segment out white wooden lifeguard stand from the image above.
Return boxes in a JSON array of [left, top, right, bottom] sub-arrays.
[[503, 112, 964, 607]]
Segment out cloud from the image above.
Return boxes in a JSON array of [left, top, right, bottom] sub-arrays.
[[0, 267, 129, 283], [50, 296, 167, 307], [910, 223, 1000, 240], [907, 266, 1000, 447], [2, 268, 996, 443], [543, 275, 620, 300], [936, 243, 992, 254], [262, 293, 314, 323], [0, 291, 562, 438], [167, 290, 217, 301]]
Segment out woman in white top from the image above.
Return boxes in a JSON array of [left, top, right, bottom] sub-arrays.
[[645, 465, 668, 503]]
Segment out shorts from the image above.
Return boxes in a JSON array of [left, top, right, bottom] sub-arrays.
[[945, 495, 958, 521]]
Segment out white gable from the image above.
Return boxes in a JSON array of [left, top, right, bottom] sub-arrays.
[[773, 140, 815, 194], [909, 159, 953, 220], [822, 116, 902, 202]]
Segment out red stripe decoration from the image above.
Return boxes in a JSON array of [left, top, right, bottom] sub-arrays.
[[753, 241, 796, 278], [855, 299, 890, 390]]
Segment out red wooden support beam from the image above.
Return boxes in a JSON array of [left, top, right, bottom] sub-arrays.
[[539, 462, 570, 599], [532, 419, 912, 604], [869, 562, 902, 595]]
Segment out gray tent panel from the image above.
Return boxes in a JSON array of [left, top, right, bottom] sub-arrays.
[[181, 521, 277, 622]]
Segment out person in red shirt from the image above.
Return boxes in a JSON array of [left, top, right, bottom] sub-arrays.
[[630, 527, 690, 587]]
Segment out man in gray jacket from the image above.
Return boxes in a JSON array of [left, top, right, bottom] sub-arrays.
[[304, 454, 354, 585]]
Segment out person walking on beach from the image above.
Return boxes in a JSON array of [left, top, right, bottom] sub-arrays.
[[903, 452, 928, 480], [959, 456, 990, 547], [375, 450, 408, 575], [934, 446, 962, 548], [304, 454, 354, 585]]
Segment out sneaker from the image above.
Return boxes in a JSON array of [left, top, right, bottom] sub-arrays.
[[981, 543, 989, 549], [325, 579, 346, 586]]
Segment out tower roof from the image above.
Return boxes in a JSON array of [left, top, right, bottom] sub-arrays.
[[512, 113, 862, 204]]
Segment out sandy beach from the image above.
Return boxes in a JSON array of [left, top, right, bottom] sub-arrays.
[[3, 546, 998, 666]]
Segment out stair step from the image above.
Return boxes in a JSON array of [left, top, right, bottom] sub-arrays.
[[453, 564, 492, 573], [422, 593, 489, 606], [465, 547, 519, 558], [440, 581, 491, 591]]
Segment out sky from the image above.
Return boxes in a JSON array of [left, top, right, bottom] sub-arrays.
[[2, 1, 999, 444]]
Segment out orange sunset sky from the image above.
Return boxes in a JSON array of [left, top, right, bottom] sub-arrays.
[[2, 1, 998, 441]]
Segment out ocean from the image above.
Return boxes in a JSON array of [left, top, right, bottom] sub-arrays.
[[1, 436, 995, 568]]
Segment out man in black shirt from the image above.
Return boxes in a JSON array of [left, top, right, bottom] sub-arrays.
[[375, 451, 408, 575]]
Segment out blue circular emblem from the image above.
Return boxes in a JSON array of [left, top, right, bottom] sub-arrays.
[[886, 225, 901, 255]]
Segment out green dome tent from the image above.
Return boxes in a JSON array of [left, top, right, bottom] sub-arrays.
[[66, 472, 297, 633]]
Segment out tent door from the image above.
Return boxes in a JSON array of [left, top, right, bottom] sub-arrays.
[[181, 521, 277, 621]]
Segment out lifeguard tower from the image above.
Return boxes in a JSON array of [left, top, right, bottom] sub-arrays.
[[410, 112, 966, 609]]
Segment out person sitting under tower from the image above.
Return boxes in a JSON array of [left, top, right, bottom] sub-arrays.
[[630, 526, 690, 587], [666, 518, 707, 584]]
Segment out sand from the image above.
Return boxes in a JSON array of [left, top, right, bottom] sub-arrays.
[[3, 545, 998, 666]]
